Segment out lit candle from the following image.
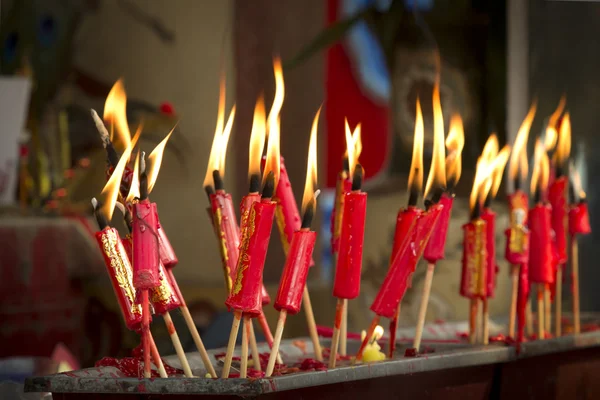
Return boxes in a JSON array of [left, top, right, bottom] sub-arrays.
[[505, 102, 536, 340], [528, 139, 553, 340]]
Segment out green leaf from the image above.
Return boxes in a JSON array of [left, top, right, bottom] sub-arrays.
[[283, 9, 371, 70]]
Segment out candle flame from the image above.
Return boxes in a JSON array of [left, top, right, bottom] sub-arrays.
[[126, 151, 141, 202], [249, 95, 266, 179], [555, 111, 571, 171], [569, 161, 586, 200], [146, 125, 175, 194], [373, 325, 384, 341], [344, 118, 357, 178], [100, 144, 133, 221], [302, 107, 320, 216], [482, 134, 499, 162], [509, 101, 537, 183], [545, 94, 566, 152], [445, 114, 465, 187], [489, 145, 511, 199], [203, 72, 234, 188], [352, 123, 363, 161], [470, 157, 489, 214], [424, 80, 446, 199], [530, 138, 550, 197], [104, 79, 131, 151], [263, 57, 285, 189], [408, 98, 424, 197]]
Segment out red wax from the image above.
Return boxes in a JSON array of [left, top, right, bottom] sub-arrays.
[[240, 193, 271, 305], [274, 230, 317, 314], [390, 207, 421, 265], [157, 218, 178, 268], [132, 200, 161, 290], [481, 208, 497, 298], [460, 219, 488, 299], [548, 177, 568, 264], [333, 191, 367, 299], [504, 228, 530, 265], [569, 202, 591, 236], [528, 204, 554, 284], [331, 171, 352, 254], [508, 190, 529, 225], [516, 262, 530, 343], [226, 200, 276, 316], [95, 227, 142, 330], [423, 193, 454, 263], [210, 191, 241, 292], [151, 261, 183, 315], [370, 204, 443, 318]]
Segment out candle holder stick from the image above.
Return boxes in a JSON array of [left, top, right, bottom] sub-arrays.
[[328, 299, 345, 369], [141, 290, 152, 378], [556, 268, 562, 336], [389, 305, 401, 359], [302, 287, 323, 361], [356, 316, 380, 361], [508, 265, 519, 337], [148, 327, 168, 377], [544, 284, 552, 334], [266, 310, 288, 377], [340, 299, 348, 356], [413, 263, 436, 351], [537, 285, 545, 339], [572, 236, 581, 333], [222, 310, 243, 378], [248, 321, 262, 372], [162, 312, 193, 377], [469, 300, 478, 344], [526, 299, 534, 337], [240, 316, 250, 378], [482, 298, 489, 345]]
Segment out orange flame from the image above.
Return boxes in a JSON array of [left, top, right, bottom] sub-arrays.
[[203, 72, 231, 188], [569, 161, 586, 200], [344, 118, 357, 178], [445, 114, 465, 186], [126, 151, 140, 203], [509, 102, 537, 183], [489, 145, 512, 199], [408, 98, 424, 196], [220, 105, 236, 178], [302, 107, 320, 215], [263, 57, 284, 189], [555, 111, 571, 170], [470, 156, 490, 214], [100, 144, 133, 221], [146, 125, 175, 194], [482, 134, 499, 163], [424, 80, 446, 199], [545, 95, 566, 152], [352, 123, 363, 161], [249, 95, 266, 179], [530, 138, 550, 196], [104, 79, 131, 151]]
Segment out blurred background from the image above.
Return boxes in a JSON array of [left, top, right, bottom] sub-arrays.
[[0, 0, 598, 391]]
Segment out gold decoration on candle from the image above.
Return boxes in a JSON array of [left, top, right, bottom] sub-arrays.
[[233, 206, 256, 295], [212, 207, 232, 292], [151, 264, 177, 306]]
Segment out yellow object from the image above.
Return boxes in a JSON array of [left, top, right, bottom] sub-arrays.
[[360, 326, 386, 363]]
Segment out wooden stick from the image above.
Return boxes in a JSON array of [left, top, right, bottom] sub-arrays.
[[482, 297, 489, 345], [555, 267, 562, 337], [340, 299, 348, 356], [356, 315, 380, 361], [257, 311, 282, 364], [222, 310, 243, 378], [328, 299, 344, 369], [180, 305, 217, 377], [163, 312, 193, 377], [302, 286, 323, 361], [537, 285, 545, 339], [508, 264, 519, 338], [544, 283, 552, 334], [148, 329, 168, 378], [248, 320, 261, 372], [388, 304, 400, 359], [141, 290, 152, 378], [476, 298, 484, 344], [526, 298, 534, 337], [413, 263, 436, 351], [469, 299, 477, 344], [240, 316, 249, 378], [265, 310, 287, 377], [572, 236, 581, 334]]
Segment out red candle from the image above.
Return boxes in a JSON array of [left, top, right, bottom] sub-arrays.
[[390, 207, 420, 265], [423, 193, 454, 263], [240, 193, 271, 305], [548, 176, 568, 264], [95, 227, 142, 330], [481, 208, 497, 298], [225, 199, 276, 316], [132, 199, 161, 290], [460, 219, 488, 299], [331, 170, 352, 253], [157, 220, 178, 268], [569, 202, 591, 235], [274, 230, 317, 314], [504, 228, 530, 266], [370, 204, 442, 318], [210, 191, 241, 292], [332, 190, 367, 299], [528, 204, 554, 285], [516, 261, 530, 343]]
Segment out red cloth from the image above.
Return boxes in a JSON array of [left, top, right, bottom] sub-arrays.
[[325, 0, 389, 188]]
